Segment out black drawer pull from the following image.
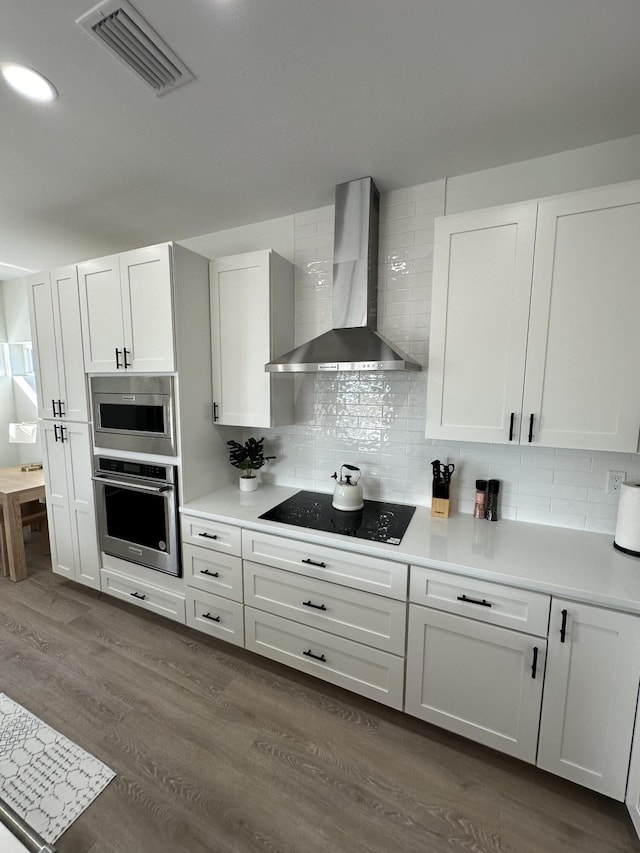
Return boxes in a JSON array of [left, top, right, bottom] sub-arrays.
[[457, 594, 492, 608], [303, 649, 326, 662], [130, 591, 146, 600], [303, 600, 327, 611], [528, 413, 535, 443], [531, 646, 539, 679], [560, 608, 568, 643], [198, 532, 218, 540], [203, 612, 221, 622], [508, 411, 515, 441], [302, 558, 326, 568], [200, 569, 220, 578]]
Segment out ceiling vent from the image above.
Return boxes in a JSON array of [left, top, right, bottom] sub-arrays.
[[76, 0, 195, 96]]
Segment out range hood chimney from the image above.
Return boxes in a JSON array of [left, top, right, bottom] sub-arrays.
[[265, 177, 422, 373]]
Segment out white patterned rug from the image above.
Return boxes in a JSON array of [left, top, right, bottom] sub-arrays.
[[0, 693, 115, 843]]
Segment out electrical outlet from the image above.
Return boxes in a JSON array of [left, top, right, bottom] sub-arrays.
[[607, 470, 626, 494]]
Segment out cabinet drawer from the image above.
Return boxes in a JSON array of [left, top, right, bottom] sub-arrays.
[[244, 607, 404, 710], [410, 566, 550, 637], [183, 543, 243, 601], [181, 514, 241, 557], [185, 588, 244, 647], [100, 568, 185, 623], [244, 561, 406, 654], [242, 530, 408, 600]]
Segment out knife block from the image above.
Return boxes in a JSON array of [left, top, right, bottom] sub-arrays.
[[431, 498, 450, 518]]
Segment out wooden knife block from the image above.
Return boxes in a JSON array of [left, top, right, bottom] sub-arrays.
[[431, 498, 450, 518]]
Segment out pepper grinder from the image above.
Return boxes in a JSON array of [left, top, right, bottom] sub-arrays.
[[485, 479, 500, 521]]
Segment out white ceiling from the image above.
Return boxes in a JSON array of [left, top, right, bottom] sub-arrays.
[[2, 0, 640, 278]]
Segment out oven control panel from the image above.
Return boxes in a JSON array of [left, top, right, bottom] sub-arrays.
[[95, 456, 173, 484]]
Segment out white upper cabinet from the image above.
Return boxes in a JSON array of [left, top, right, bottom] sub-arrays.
[[426, 203, 536, 444], [28, 266, 89, 422], [78, 243, 175, 373], [522, 182, 640, 451], [210, 249, 294, 427], [427, 180, 640, 452]]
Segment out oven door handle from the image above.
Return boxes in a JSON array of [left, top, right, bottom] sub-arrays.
[[92, 475, 173, 493]]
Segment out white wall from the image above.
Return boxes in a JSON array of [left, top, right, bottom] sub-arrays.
[[445, 133, 640, 214], [183, 133, 640, 534]]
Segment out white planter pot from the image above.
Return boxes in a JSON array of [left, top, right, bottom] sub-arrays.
[[239, 475, 258, 492]]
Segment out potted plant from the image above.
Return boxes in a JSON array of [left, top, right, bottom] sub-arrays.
[[227, 436, 275, 491]]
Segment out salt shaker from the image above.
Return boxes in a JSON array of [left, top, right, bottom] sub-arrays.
[[473, 479, 487, 519]]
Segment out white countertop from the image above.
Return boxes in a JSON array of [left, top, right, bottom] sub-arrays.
[[181, 485, 640, 615]]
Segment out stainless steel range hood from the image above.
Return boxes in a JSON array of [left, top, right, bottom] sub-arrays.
[[265, 177, 421, 373]]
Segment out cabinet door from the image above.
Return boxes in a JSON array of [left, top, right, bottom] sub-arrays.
[[78, 254, 125, 372], [626, 706, 640, 840], [41, 421, 75, 580], [523, 182, 640, 450], [210, 250, 272, 427], [538, 599, 640, 799], [51, 267, 89, 421], [63, 422, 100, 589], [28, 272, 60, 419], [426, 204, 536, 443], [405, 605, 545, 763], [120, 244, 175, 373]]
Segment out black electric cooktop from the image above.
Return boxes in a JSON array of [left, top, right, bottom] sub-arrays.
[[259, 490, 416, 545]]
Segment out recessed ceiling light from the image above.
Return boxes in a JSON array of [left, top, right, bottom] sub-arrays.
[[1, 62, 57, 103]]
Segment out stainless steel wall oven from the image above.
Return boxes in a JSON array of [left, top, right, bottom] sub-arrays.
[[93, 456, 180, 576], [91, 375, 176, 456]]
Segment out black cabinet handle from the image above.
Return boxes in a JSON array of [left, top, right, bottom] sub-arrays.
[[59, 425, 67, 443], [130, 591, 146, 600], [200, 569, 220, 578], [52, 398, 58, 417], [302, 558, 326, 568], [202, 612, 221, 622], [213, 402, 219, 422], [53, 424, 60, 442], [528, 413, 535, 443], [303, 649, 326, 662], [531, 646, 539, 679], [560, 608, 568, 643], [123, 348, 131, 369], [508, 412, 515, 442], [457, 594, 492, 608], [115, 348, 122, 369], [58, 399, 65, 416], [198, 532, 218, 540], [303, 600, 327, 611]]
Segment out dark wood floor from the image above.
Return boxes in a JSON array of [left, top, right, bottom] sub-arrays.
[[1, 536, 639, 853]]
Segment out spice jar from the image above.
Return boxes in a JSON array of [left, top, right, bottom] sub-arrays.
[[473, 479, 487, 519]]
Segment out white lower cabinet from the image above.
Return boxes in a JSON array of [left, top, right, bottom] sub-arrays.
[[41, 421, 99, 589], [185, 588, 244, 646], [243, 560, 406, 654], [537, 599, 640, 800], [181, 514, 244, 645], [244, 607, 405, 709], [627, 706, 640, 839], [100, 567, 186, 623], [405, 605, 546, 762]]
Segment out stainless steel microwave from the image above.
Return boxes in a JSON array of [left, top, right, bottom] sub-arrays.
[[91, 375, 176, 456]]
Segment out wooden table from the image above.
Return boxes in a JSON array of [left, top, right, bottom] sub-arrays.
[[0, 466, 46, 583]]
